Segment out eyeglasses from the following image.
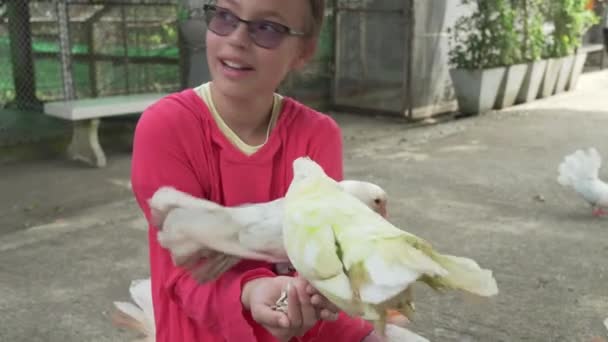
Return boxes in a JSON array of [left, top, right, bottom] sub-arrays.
[[202, 4, 306, 49]]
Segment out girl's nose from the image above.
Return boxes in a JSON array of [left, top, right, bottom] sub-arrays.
[[225, 21, 253, 49]]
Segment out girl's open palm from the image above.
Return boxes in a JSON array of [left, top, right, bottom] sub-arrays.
[[243, 276, 336, 341]]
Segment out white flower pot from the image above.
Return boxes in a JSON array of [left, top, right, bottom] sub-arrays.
[[516, 60, 548, 104], [450, 67, 507, 115], [566, 52, 588, 91], [554, 55, 575, 94], [494, 63, 528, 109], [538, 58, 563, 98]]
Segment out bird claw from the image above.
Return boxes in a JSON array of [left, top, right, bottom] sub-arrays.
[[386, 309, 410, 327]]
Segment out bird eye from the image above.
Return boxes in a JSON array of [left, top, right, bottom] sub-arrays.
[[374, 198, 381, 205]]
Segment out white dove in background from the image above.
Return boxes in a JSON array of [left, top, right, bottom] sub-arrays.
[[148, 179, 389, 283], [558, 147, 608, 216]]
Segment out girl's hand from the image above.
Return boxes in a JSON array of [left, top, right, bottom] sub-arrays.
[[242, 276, 318, 341], [362, 331, 384, 342], [305, 283, 341, 321]]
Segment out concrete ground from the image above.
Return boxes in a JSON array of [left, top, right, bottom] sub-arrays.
[[1, 71, 608, 342]]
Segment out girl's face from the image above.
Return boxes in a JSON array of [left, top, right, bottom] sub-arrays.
[[206, 0, 316, 100]]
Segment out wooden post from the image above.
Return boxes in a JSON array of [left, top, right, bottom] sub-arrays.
[[7, 0, 38, 109], [402, 0, 414, 119], [120, 5, 131, 94], [55, 0, 76, 101], [83, 5, 112, 98], [86, 24, 98, 98], [331, 0, 341, 107]]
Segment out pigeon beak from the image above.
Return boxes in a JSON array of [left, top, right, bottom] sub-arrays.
[[379, 202, 388, 218]]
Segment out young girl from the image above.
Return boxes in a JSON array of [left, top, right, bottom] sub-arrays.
[[131, 1, 382, 341]]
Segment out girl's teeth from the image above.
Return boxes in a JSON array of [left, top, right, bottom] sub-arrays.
[[224, 61, 247, 69]]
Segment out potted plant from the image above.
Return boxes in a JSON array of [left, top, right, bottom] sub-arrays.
[[567, 0, 603, 90], [536, 1, 565, 98], [448, 0, 507, 115], [549, 0, 599, 93], [516, 0, 550, 104], [494, 0, 528, 109]]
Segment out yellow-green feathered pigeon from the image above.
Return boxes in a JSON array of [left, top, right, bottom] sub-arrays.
[[282, 157, 499, 334]]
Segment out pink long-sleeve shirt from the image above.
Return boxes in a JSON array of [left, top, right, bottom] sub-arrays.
[[130, 88, 374, 342]]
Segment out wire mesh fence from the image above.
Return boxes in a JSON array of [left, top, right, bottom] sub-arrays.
[[332, 0, 411, 116], [1, 0, 40, 109], [330, 0, 460, 119], [0, 0, 460, 118], [0, 0, 183, 110], [5, 0, 604, 119]]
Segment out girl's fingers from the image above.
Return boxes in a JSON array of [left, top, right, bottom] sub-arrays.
[[293, 278, 317, 327], [286, 282, 303, 329], [251, 302, 290, 329], [320, 309, 339, 321], [310, 293, 340, 314]]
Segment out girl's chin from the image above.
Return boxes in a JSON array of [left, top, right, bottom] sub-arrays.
[[212, 79, 263, 99], [212, 76, 276, 98]]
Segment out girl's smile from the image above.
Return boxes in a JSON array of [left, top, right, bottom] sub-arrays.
[[218, 57, 255, 80]]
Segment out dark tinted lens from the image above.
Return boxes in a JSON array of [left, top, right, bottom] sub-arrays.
[[249, 21, 288, 49], [203, 5, 291, 49], [206, 7, 238, 36]]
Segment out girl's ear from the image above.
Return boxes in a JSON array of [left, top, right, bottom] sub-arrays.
[[291, 38, 318, 71]]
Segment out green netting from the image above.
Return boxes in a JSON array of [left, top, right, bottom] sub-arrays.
[[0, 40, 13, 102], [0, 35, 181, 104], [0, 37, 179, 58]]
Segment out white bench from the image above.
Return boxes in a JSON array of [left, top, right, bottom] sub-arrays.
[[579, 43, 606, 69], [44, 93, 166, 167]]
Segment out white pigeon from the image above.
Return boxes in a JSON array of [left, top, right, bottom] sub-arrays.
[[281, 157, 498, 335], [112, 278, 155, 342], [148, 179, 389, 283], [557, 147, 608, 216], [111, 277, 430, 342]]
